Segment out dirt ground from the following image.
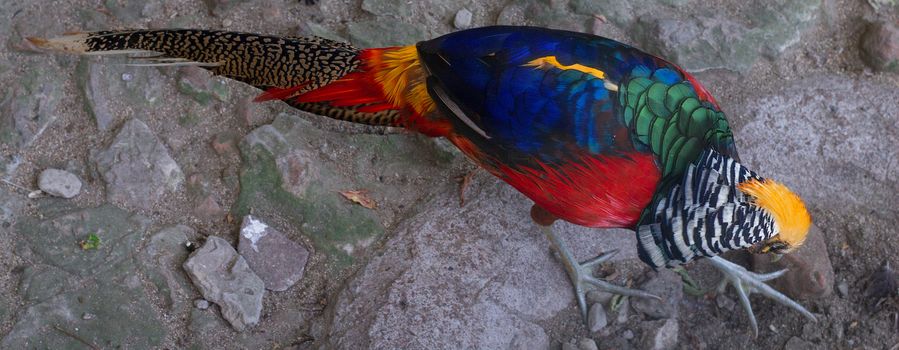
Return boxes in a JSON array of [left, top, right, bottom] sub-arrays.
[[0, 0, 897, 349]]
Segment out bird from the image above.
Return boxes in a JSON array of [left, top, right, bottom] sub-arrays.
[[28, 26, 815, 336]]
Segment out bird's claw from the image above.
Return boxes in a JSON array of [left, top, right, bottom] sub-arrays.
[[568, 250, 661, 321], [708, 256, 816, 337], [542, 225, 660, 322]]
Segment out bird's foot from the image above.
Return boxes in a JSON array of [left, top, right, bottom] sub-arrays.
[[541, 227, 659, 322], [708, 255, 816, 337]]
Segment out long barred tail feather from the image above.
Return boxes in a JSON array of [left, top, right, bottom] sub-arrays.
[[27, 29, 434, 130]]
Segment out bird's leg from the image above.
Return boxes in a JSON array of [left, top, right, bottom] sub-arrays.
[[708, 256, 816, 337], [541, 226, 659, 322]]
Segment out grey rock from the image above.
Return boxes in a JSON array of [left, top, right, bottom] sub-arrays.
[[14, 205, 148, 277], [347, 20, 426, 47], [631, 270, 682, 319], [623, 329, 635, 340], [361, 0, 411, 17], [238, 113, 450, 267], [194, 299, 210, 310], [80, 61, 165, 131], [37, 168, 81, 198], [578, 338, 599, 350], [860, 21, 899, 72], [0, 69, 61, 149], [641, 318, 679, 350], [183, 236, 264, 331], [326, 174, 637, 348], [562, 341, 579, 350], [735, 75, 899, 211], [238, 216, 310, 292], [18, 265, 72, 303], [573, 0, 822, 72], [588, 303, 608, 333], [454, 8, 473, 29], [140, 225, 195, 309], [752, 224, 834, 299], [92, 119, 184, 210], [2, 281, 166, 349], [837, 281, 849, 298]]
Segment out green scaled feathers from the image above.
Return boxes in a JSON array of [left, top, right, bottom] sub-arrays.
[[619, 73, 733, 177]]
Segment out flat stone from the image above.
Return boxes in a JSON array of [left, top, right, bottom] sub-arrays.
[[326, 173, 637, 348], [588, 303, 608, 333], [631, 269, 682, 319], [183, 236, 264, 331], [347, 20, 426, 47], [91, 119, 184, 210], [571, 0, 822, 72], [752, 224, 834, 299], [18, 265, 72, 303], [1, 281, 166, 349], [860, 21, 899, 72], [237, 113, 449, 267], [140, 225, 195, 310], [14, 205, 149, 277], [79, 61, 165, 131], [37, 168, 81, 198], [641, 318, 679, 350], [361, 0, 411, 18], [0, 69, 61, 149], [238, 215, 310, 291]]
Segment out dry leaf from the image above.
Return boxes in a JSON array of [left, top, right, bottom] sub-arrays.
[[340, 190, 377, 209]]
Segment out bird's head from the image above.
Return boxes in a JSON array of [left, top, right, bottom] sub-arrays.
[[637, 149, 812, 268], [737, 178, 811, 255]]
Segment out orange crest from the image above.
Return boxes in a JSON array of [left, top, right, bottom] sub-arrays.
[[737, 179, 812, 249]]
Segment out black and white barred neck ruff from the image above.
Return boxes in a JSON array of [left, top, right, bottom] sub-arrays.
[[636, 149, 778, 268]]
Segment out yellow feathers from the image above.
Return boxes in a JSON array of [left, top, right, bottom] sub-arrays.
[[524, 56, 607, 79], [737, 179, 812, 250], [370, 45, 435, 116]]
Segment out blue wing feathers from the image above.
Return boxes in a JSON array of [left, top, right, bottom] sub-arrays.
[[418, 26, 690, 163]]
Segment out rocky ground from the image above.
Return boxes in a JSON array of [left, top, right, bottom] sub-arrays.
[[0, 0, 897, 349]]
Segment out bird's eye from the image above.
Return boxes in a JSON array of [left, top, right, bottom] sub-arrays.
[[767, 242, 789, 254]]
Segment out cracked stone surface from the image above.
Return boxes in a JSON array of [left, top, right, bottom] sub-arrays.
[[183, 236, 265, 331]]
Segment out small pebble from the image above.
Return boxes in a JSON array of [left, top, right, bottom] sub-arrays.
[[837, 281, 849, 298], [194, 299, 210, 310], [454, 8, 473, 29], [562, 341, 578, 350], [577, 338, 598, 350], [223, 19, 233, 27], [82, 313, 95, 320], [37, 168, 82, 199], [121, 73, 133, 81], [623, 329, 635, 340], [588, 303, 608, 332]]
